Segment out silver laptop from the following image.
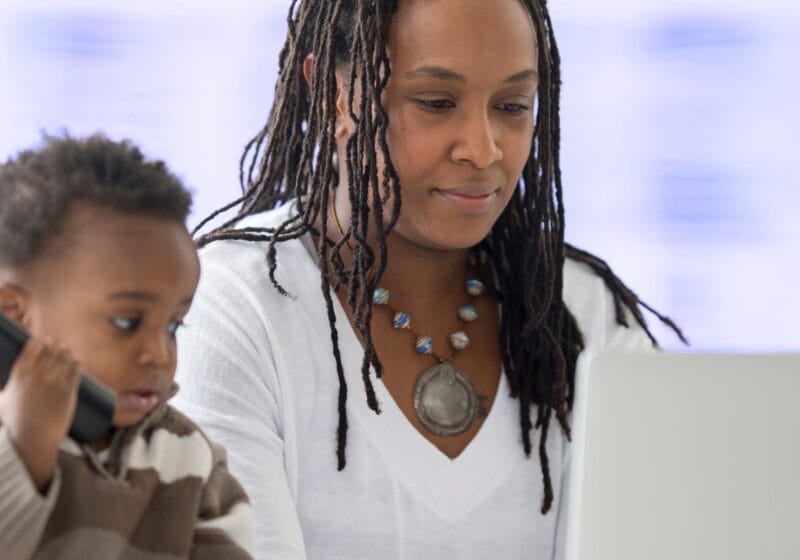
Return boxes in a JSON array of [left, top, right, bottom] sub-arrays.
[[564, 352, 800, 560]]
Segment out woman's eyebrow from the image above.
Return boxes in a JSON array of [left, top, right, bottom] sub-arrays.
[[503, 69, 538, 84], [401, 65, 539, 84], [402, 65, 465, 82]]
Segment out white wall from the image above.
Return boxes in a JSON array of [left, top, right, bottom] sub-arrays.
[[1, 0, 797, 351]]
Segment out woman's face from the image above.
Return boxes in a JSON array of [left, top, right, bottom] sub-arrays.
[[379, 0, 539, 251]]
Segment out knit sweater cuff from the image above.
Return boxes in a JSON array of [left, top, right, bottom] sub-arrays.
[[0, 427, 61, 558]]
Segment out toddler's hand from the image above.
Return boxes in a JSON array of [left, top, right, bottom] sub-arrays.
[[0, 338, 80, 490]]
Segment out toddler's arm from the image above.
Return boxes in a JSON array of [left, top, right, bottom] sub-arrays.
[[0, 339, 80, 559]]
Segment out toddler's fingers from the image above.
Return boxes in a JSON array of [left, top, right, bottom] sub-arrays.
[[37, 342, 78, 386], [11, 338, 48, 378], [52, 344, 80, 376], [55, 354, 80, 387], [61, 358, 82, 389]]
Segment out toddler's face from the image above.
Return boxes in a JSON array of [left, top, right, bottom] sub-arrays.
[[24, 203, 200, 427]]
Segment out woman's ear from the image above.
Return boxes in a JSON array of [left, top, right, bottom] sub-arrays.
[[302, 53, 315, 86], [333, 68, 354, 139], [304, 53, 353, 140]]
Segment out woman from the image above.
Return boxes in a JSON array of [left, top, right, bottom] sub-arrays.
[[174, 0, 683, 558]]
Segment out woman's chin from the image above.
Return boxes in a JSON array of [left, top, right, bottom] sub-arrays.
[[392, 225, 490, 253]]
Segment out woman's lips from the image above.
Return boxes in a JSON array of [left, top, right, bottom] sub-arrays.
[[434, 186, 498, 214]]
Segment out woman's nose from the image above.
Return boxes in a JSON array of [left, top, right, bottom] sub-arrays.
[[450, 110, 503, 169]]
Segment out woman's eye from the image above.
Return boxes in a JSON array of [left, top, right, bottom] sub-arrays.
[[111, 317, 141, 332], [416, 98, 454, 112], [166, 320, 185, 336], [497, 102, 529, 115]]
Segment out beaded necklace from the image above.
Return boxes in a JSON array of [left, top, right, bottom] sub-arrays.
[[372, 280, 487, 436], [331, 199, 487, 436]]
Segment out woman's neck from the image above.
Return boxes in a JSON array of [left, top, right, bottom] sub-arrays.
[[378, 233, 469, 300], [319, 188, 472, 300]]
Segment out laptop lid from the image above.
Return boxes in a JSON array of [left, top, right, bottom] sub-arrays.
[[564, 352, 800, 560]]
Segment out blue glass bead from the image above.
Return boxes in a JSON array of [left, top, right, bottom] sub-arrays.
[[465, 279, 485, 297], [393, 312, 411, 330], [415, 337, 433, 354], [449, 331, 470, 351], [458, 305, 478, 322], [373, 287, 390, 305]]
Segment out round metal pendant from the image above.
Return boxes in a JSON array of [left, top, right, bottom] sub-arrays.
[[413, 362, 478, 437]]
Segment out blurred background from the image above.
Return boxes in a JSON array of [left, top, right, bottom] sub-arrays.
[[0, 0, 797, 351]]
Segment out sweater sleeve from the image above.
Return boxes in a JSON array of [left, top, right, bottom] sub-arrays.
[[0, 427, 61, 560], [173, 256, 308, 560], [191, 441, 256, 559]]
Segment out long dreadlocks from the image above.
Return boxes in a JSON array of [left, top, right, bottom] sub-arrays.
[[195, 0, 686, 514]]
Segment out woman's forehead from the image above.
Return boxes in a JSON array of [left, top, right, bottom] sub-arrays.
[[387, 0, 537, 80]]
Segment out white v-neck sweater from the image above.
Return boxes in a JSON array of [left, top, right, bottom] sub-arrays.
[[173, 203, 653, 560]]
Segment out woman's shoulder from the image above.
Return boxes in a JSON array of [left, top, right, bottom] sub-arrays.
[[562, 256, 655, 353], [199, 203, 302, 264], [196, 203, 318, 299], [562, 256, 607, 304]]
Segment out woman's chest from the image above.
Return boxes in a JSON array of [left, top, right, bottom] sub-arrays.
[[283, 349, 566, 559]]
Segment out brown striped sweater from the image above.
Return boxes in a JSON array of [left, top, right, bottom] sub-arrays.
[[0, 403, 255, 560]]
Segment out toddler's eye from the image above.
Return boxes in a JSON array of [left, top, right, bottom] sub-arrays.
[[111, 317, 141, 332], [167, 320, 185, 336]]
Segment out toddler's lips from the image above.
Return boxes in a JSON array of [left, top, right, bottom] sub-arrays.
[[119, 389, 161, 414]]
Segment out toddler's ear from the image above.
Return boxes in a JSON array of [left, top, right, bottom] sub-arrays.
[[0, 280, 30, 327]]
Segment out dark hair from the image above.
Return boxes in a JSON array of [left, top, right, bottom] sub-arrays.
[[197, 0, 686, 513], [0, 133, 192, 268]]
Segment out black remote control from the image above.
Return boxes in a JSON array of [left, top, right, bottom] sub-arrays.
[[0, 311, 116, 443]]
